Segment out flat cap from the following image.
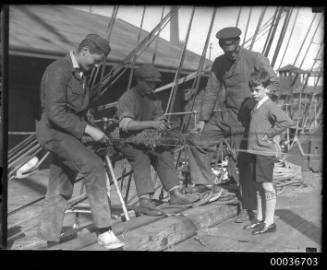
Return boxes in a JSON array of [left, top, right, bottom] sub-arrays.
[[216, 27, 242, 40], [84, 33, 111, 55], [135, 64, 162, 82]]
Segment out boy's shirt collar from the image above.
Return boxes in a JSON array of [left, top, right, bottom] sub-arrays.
[[255, 96, 269, 110], [70, 50, 85, 82], [70, 50, 80, 70]]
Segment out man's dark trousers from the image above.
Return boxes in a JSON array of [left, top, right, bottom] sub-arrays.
[[118, 144, 179, 197], [186, 112, 257, 211]]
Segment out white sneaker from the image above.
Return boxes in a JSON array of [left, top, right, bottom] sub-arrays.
[[97, 230, 125, 250]]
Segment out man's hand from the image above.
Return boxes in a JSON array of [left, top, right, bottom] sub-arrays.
[[84, 124, 108, 142], [191, 120, 205, 134], [151, 120, 167, 131]]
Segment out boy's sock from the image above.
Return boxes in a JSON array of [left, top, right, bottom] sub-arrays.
[[256, 191, 263, 222], [264, 187, 276, 226]]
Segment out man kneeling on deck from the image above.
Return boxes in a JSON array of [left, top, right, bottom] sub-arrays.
[[116, 64, 199, 216]]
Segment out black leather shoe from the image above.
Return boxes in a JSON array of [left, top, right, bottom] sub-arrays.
[[243, 220, 264, 230], [252, 223, 277, 235], [138, 197, 163, 216], [169, 188, 200, 205]]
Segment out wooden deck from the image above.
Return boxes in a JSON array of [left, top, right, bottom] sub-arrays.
[[7, 165, 321, 252], [169, 171, 321, 252]]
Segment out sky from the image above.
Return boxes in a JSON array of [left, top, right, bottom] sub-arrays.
[[74, 6, 323, 72]]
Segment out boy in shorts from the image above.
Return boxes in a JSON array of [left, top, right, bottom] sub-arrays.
[[243, 70, 294, 234]]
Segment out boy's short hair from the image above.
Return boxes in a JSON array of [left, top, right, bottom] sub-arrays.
[[77, 34, 111, 56], [248, 70, 271, 88]]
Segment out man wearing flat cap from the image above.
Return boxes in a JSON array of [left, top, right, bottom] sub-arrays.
[[36, 34, 124, 249], [116, 63, 198, 216], [186, 26, 280, 224]]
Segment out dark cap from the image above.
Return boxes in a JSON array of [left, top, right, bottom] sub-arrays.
[[216, 27, 242, 40], [135, 64, 162, 82], [84, 34, 111, 55]]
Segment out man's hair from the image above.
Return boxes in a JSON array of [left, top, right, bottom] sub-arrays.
[[77, 39, 108, 55], [248, 69, 271, 88], [218, 37, 240, 48]]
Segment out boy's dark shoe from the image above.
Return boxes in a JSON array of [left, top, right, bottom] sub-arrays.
[[252, 223, 277, 235], [243, 219, 264, 230]]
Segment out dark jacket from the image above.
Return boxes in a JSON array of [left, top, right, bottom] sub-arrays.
[[36, 54, 90, 149], [200, 48, 280, 122]]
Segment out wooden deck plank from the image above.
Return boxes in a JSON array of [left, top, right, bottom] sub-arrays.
[[169, 172, 321, 252]]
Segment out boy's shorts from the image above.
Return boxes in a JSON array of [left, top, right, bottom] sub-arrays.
[[252, 154, 275, 183]]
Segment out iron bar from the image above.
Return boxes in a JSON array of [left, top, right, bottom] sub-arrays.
[[105, 155, 130, 221], [8, 134, 36, 156], [8, 139, 39, 163]]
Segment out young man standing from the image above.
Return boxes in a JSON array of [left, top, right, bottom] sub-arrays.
[[243, 70, 294, 234], [36, 34, 124, 249]]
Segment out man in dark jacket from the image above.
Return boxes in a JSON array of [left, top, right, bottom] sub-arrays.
[[186, 27, 280, 223], [116, 64, 199, 216], [36, 34, 124, 249]]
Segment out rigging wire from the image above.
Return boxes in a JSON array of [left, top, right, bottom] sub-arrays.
[[242, 7, 253, 47], [292, 13, 318, 67], [90, 7, 179, 106], [248, 6, 267, 51], [127, 6, 146, 91], [296, 17, 322, 120], [297, 44, 323, 133], [298, 15, 322, 70], [152, 7, 165, 65], [235, 6, 242, 27], [278, 8, 300, 69], [165, 7, 196, 117], [263, 7, 283, 58], [89, 5, 119, 89], [180, 7, 217, 132], [244, 11, 283, 48], [271, 8, 293, 68], [262, 7, 279, 55], [99, 5, 120, 83]]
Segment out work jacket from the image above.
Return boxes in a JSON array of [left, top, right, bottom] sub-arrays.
[[200, 48, 280, 122], [36, 54, 93, 149]]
